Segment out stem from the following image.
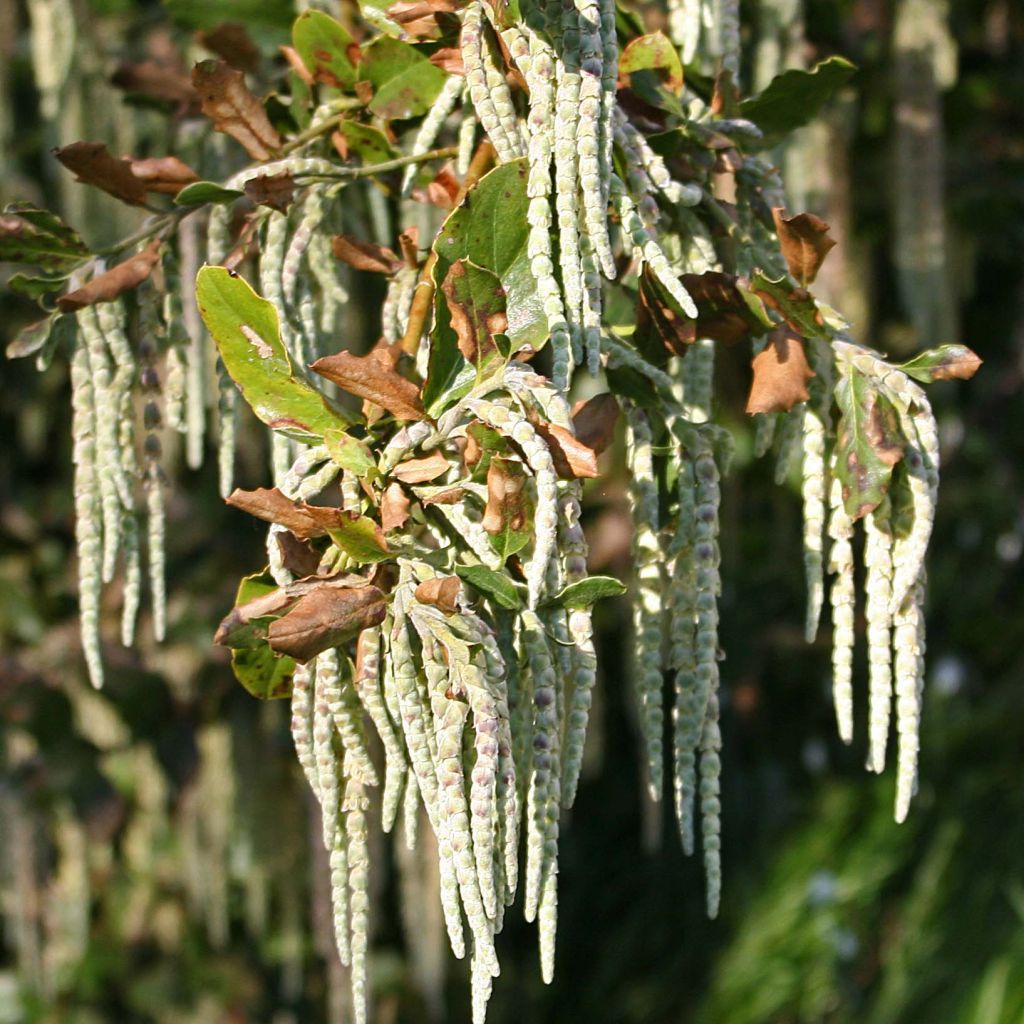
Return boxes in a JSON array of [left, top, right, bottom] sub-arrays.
[[399, 142, 495, 356], [295, 146, 460, 183], [279, 101, 365, 155]]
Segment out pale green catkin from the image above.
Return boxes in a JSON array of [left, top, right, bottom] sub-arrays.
[[626, 404, 665, 800], [865, 499, 895, 773], [216, 356, 236, 498], [773, 404, 804, 484], [178, 217, 207, 470], [343, 751, 371, 1024], [329, 836, 352, 966], [683, 338, 715, 424], [753, 412, 778, 458], [597, 0, 617, 215], [313, 656, 342, 850], [290, 663, 321, 799], [282, 187, 327, 310], [894, 574, 926, 823], [70, 325, 104, 689], [826, 473, 855, 744], [800, 406, 827, 641], [699, 690, 723, 917], [324, 649, 379, 790], [578, 205, 603, 375]]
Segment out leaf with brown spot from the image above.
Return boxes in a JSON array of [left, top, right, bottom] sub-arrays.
[[196, 22, 261, 73], [535, 423, 599, 480], [276, 532, 323, 579], [311, 350, 425, 421], [267, 584, 387, 662], [331, 234, 403, 274], [571, 393, 620, 455], [441, 259, 508, 363], [772, 208, 837, 286], [244, 171, 296, 212], [483, 457, 533, 559], [414, 575, 461, 614], [746, 327, 816, 414], [57, 240, 162, 312], [54, 142, 148, 207], [381, 482, 411, 532], [834, 367, 906, 520], [191, 60, 281, 160], [324, 512, 392, 564], [111, 61, 198, 107], [900, 344, 982, 383], [749, 270, 830, 339], [129, 156, 200, 195], [391, 450, 449, 484]]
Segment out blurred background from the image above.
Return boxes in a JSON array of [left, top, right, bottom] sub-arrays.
[[2, 0, 1023, 1021]]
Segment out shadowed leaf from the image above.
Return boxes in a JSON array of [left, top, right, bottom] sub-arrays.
[[0, 204, 90, 272], [746, 327, 815, 414], [244, 171, 296, 212], [535, 423, 599, 479], [572, 394, 620, 455], [54, 142, 148, 206], [267, 583, 387, 662], [772, 208, 837, 286], [740, 56, 856, 139], [332, 235, 403, 274], [196, 22, 261, 72], [192, 60, 282, 160]]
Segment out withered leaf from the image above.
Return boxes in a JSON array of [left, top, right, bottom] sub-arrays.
[[226, 486, 333, 539], [571, 393, 620, 455], [746, 327, 815, 414], [441, 258, 508, 363], [311, 351, 425, 421], [398, 227, 420, 268], [535, 423, 599, 480], [388, 0, 460, 39], [430, 47, 465, 75], [244, 171, 296, 212], [381, 482, 411, 532], [637, 265, 696, 355], [331, 234, 403, 274], [267, 583, 387, 662], [192, 60, 281, 161], [54, 142, 148, 207], [414, 575, 461, 614], [678, 270, 774, 345], [276, 532, 322, 579], [420, 486, 466, 506], [111, 61, 198, 107], [772, 208, 837, 286], [280, 45, 315, 86], [391, 450, 450, 484], [129, 156, 200, 195], [900, 344, 982, 383], [414, 165, 461, 209], [197, 22, 262, 73], [57, 240, 162, 312]]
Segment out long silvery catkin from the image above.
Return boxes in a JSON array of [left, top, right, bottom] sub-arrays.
[[343, 753, 371, 1024], [864, 500, 894, 773], [282, 187, 327, 309], [329, 831, 352, 967], [70, 328, 104, 689], [827, 473, 855, 744], [178, 217, 207, 470], [893, 574, 925, 823], [402, 74, 464, 194], [699, 690, 723, 918], [626, 405, 664, 800], [800, 406, 828, 641], [313, 655, 342, 850], [324, 650, 379, 790]]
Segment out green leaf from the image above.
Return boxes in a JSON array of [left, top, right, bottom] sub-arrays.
[[749, 271, 831, 339], [196, 266, 353, 441], [174, 181, 245, 206], [360, 37, 446, 119], [618, 32, 686, 115], [333, 120, 398, 163], [550, 575, 628, 608], [899, 344, 982, 383], [225, 572, 296, 699], [7, 271, 70, 299], [0, 204, 90, 272], [834, 367, 906, 520], [454, 564, 523, 610], [324, 427, 377, 478], [432, 159, 546, 353], [292, 9, 359, 90], [440, 259, 509, 369], [164, 0, 295, 31], [485, 457, 533, 561], [740, 57, 856, 138], [325, 513, 391, 564]]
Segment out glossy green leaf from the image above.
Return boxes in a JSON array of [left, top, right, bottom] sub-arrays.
[[196, 266, 353, 442], [292, 9, 359, 89], [749, 271, 831, 340], [325, 513, 391, 564], [550, 575, 628, 608], [334, 120, 398, 163], [834, 367, 906, 520], [324, 428, 377, 478], [432, 159, 546, 352], [0, 204, 90, 272], [174, 181, 245, 206], [740, 57, 856, 138], [360, 37, 446, 119], [454, 564, 523, 610]]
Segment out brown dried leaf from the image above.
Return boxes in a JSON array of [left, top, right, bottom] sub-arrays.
[[58, 241, 162, 312], [381, 482, 411, 532], [772, 208, 837, 286], [331, 234, 403, 274], [391, 451, 450, 484], [276, 532, 323, 579], [226, 487, 330, 539], [310, 351, 425, 421], [746, 327, 816, 414], [421, 486, 466, 506], [535, 423, 599, 480], [129, 156, 200, 194], [191, 60, 281, 160], [267, 583, 387, 662], [430, 47, 465, 75], [414, 576, 461, 614], [54, 142, 148, 206], [196, 22, 261, 73], [388, 0, 459, 38], [483, 458, 526, 535], [571, 393, 620, 455], [244, 171, 296, 212], [280, 45, 315, 86], [398, 227, 420, 268], [111, 61, 198, 107]]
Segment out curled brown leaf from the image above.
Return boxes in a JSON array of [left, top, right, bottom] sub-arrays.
[[746, 326, 815, 414], [571, 393, 620, 455], [54, 142, 148, 206], [226, 487, 330, 539], [331, 234, 403, 274], [535, 423, 599, 480], [244, 171, 296, 212], [111, 61, 198, 108], [772, 208, 837, 286], [381, 482, 411, 532], [311, 350, 425, 421], [58, 240, 162, 312], [391, 450, 450, 484], [196, 22, 261, 73], [267, 583, 387, 662], [129, 156, 200, 194], [414, 575, 461, 614], [192, 60, 281, 160]]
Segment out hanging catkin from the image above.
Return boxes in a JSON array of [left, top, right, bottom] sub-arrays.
[[826, 472, 855, 744], [864, 499, 895, 773]]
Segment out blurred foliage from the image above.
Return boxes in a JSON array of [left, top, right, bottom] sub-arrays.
[[2, 0, 1023, 1022]]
